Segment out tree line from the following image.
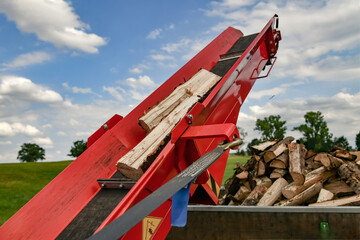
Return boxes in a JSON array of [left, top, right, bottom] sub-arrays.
[[236, 111, 360, 155], [17, 140, 87, 163]]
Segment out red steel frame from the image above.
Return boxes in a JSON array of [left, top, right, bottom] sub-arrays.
[[0, 15, 281, 240]]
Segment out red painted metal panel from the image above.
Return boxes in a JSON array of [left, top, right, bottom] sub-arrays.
[[87, 114, 123, 148]]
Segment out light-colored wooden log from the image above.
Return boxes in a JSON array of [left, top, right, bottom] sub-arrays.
[[139, 68, 221, 132], [282, 167, 336, 199], [324, 180, 354, 196], [257, 178, 288, 206], [263, 137, 294, 163], [270, 168, 287, 179], [277, 182, 322, 206], [309, 194, 360, 206], [236, 171, 248, 180], [116, 70, 221, 179], [250, 140, 277, 154], [316, 188, 334, 203], [288, 143, 306, 185]]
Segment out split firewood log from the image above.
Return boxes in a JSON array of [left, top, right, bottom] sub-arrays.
[[282, 167, 336, 199], [277, 182, 322, 206], [316, 188, 334, 203], [250, 140, 277, 155], [257, 178, 288, 206], [288, 143, 306, 185]]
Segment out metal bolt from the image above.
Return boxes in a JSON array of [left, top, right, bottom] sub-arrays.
[[270, 40, 273, 44], [101, 183, 106, 188], [103, 124, 108, 130], [271, 48, 275, 52], [119, 184, 124, 189], [187, 114, 193, 124]]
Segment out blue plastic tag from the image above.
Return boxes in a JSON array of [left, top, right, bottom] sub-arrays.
[[171, 182, 192, 227]]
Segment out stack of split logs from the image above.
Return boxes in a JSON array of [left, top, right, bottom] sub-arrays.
[[220, 136, 360, 206]]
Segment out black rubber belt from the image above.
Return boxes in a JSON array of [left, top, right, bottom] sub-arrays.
[[88, 146, 226, 240]]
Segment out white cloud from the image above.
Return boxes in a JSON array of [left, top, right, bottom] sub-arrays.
[[102, 86, 124, 101], [57, 131, 66, 136], [204, 0, 360, 82], [0, 121, 41, 137], [161, 39, 191, 53], [150, 54, 175, 61], [125, 75, 156, 89], [129, 67, 143, 74], [0, 76, 63, 103], [62, 82, 93, 94], [0, 0, 106, 53], [2, 51, 52, 69], [146, 28, 162, 39], [33, 137, 53, 148]]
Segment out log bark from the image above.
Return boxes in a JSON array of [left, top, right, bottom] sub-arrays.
[[257, 178, 288, 206], [309, 194, 360, 206], [282, 167, 336, 199], [288, 143, 306, 185], [117, 69, 221, 179], [338, 162, 360, 194], [270, 168, 287, 179], [316, 188, 334, 203], [241, 177, 272, 206], [277, 182, 322, 206], [263, 137, 294, 163], [139, 69, 221, 132]]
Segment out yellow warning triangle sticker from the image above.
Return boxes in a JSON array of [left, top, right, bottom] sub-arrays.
[[142, 216, 162, 240]]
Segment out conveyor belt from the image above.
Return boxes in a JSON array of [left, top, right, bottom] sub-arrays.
[[56, 172, 130, 240], [56, 33, 258, 239]]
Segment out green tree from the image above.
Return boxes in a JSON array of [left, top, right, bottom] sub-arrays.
[[255, 115, 286, 141], [356, 131, 360, 150], [333, 136, 352, 151], [17, 143, 45, 162], [68, 140, 87, 158], [293, 111, 333, 152]]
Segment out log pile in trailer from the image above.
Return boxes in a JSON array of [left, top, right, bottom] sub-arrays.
[[221, 138, 360, 207]]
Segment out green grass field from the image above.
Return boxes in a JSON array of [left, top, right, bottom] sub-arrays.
[[0, 161, 72, 226], [0, 155, 249, 226]]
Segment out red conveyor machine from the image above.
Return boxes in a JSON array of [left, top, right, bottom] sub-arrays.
[[0, 15, 281, 240]]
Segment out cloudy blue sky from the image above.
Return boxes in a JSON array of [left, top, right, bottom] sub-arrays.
[[0, 0, 359, 163]]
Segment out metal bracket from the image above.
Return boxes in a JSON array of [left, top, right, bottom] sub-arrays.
[[97, 178, 137, 189]]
